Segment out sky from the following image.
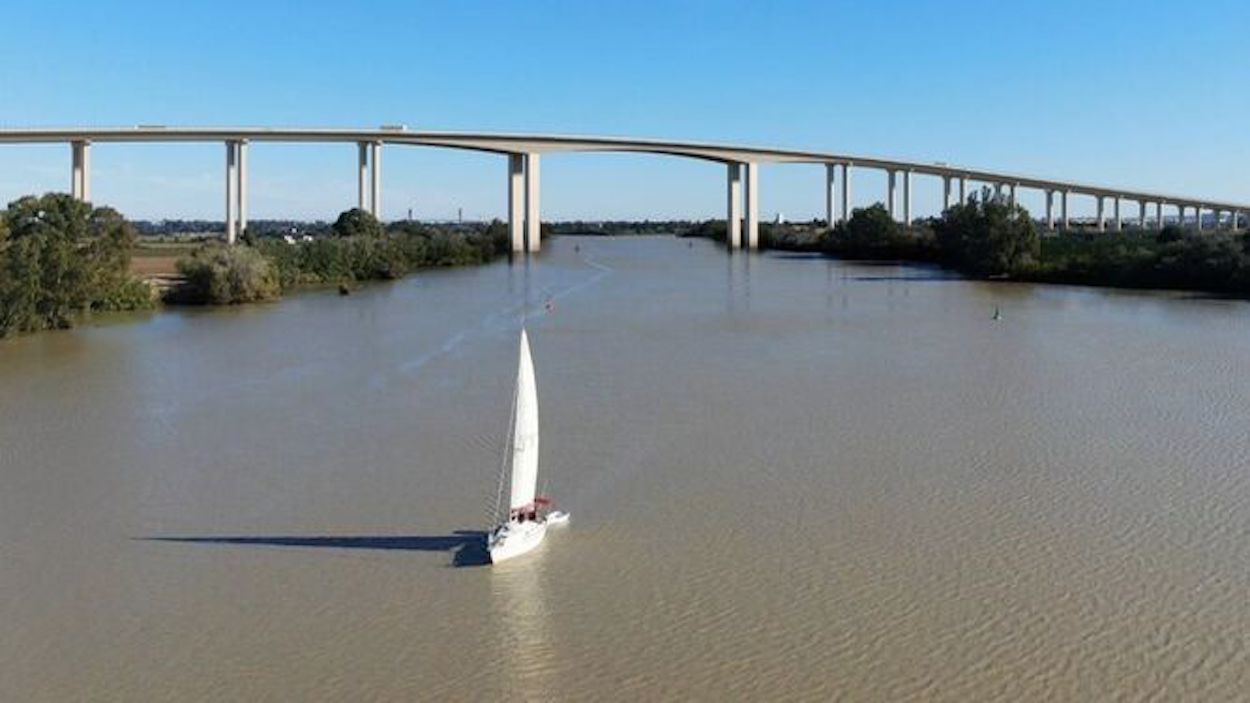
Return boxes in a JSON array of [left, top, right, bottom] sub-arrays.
[[1, 0, 1247, 222]]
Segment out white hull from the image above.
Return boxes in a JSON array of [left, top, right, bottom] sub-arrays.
[[488, 519, 548, 563]]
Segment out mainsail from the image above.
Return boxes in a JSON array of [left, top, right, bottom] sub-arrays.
[[508, 329, 540, 511]]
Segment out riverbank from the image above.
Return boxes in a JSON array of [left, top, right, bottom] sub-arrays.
[[682, 204, 1250, 298], [166, 220, 511, 305], [0, 194, 517, 338]]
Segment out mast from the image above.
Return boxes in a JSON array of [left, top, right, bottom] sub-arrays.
[[508, 329, 540, 512]]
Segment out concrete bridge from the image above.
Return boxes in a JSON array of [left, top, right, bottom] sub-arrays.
[[1, 126, 1246, 252]]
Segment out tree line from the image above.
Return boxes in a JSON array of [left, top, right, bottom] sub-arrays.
[[171, 209, 511, 304], [687, 190, 1250, 297], [0, 194, 516, 336]]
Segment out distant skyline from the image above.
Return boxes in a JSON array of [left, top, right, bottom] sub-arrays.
[[1, 0, 1247, 222]]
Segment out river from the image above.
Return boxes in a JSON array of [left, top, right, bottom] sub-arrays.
[[2, 236, 1248, 700]]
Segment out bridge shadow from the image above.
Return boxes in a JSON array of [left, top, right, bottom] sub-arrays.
[[140, 530, 490, 567]]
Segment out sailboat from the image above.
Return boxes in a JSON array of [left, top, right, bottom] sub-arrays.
[[488, 329, 568, 564]]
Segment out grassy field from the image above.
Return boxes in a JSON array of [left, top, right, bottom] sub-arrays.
[[129, 241, 200, 277]]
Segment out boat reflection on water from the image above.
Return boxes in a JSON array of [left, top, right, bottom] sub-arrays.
[[489, 550, 559, 697]]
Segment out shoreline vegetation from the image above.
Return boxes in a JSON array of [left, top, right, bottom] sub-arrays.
[[672, 191, 1250, 298], [3, 188, 1249, 338], [0, 194, 513, 337], [168, 209, 511, 305]]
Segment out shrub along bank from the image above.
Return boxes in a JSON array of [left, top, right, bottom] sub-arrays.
[[169, 210, 511, 305]]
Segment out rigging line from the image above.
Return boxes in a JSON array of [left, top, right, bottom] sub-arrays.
[[491, 371, 519, 524]]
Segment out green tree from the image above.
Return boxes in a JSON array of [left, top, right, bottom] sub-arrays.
[[175, 245, 280, 304], [1157, 224, 1184, 244], [932, 191, 1038, 276], [0, 193, 150, 337], [829, 203, 900, 249], [331, 208, 384, 239]]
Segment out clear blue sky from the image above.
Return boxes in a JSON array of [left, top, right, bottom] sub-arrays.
[[1, 0, 1246, 222]]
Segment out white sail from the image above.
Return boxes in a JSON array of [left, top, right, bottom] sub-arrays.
[[508, 328, 540, 511]]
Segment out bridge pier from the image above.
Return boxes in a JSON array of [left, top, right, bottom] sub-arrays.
[[507, 154, 524, 253], [745, 162, 759, 249], [903, 170, 912, 225], [825, 164, 837, 228], [942, 176, 952, 212], [840, 163, 852, 224], [238, 140, 249, 235], [355, 141, 382, 218], [959, 175, 967, 204], [70, 140, 91, 201], [1156, 202, 1165, 230], [1235, 210, 1242, 232], [726, 163, 742, 249], [223, 140, 248, 244], [1096, 196, 1106, 232], [887, 170, 897, 220], [1045, 190, 1055, 229], [1008, 182, 1017, 208], [1196, 205, 1204, 231], [357, 143, 369, 210], [1061, 190, 1070, 229], [371, 141, 382, 219], [1114, 196, 1121, 232], [225, 141, 237, 244], [525, 154, 540, 252]]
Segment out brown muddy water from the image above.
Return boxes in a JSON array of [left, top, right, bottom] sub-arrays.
[[1, 236, 1248, 700]]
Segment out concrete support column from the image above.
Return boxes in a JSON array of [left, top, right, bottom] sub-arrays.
[[225, 141, 238, 245], [357, 142, 369, 211], [887, 170, 897, 220], [237, 140, 249, 236], [1138, 201, 1147, 229], [524, 153, 541, 252], [1157, 202, 1165, 230], [507, 153, 525, 253], [1045, 190, 1055, 229], [942, 176, 952, 211], [840, 163, 852, 224], [1113, 195, 1121, 232], [959, 176, 968, 204], [71, 141, 84, 200], [1196, 205, 1203, 232], [1096, 196, 1106, 232], [1061, 190, 1070, 229], [744, 162, 759, 249], [1008, 182, 1017, 207], [82, 141, 91, 202], [370, 141, 382, 219], [1235, 210, 1242, 231], [995, 182, 1004, 201], [825, 164, 837, 228], [903, 170, 913, 225], [726, 163, 742, 249], [70, 140, 93, 201]]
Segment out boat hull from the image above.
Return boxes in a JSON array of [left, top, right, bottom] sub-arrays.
[[488, 519, 548, 564]]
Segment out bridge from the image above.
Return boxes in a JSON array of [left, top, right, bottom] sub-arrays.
[[1, 126, 1246, 252]]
